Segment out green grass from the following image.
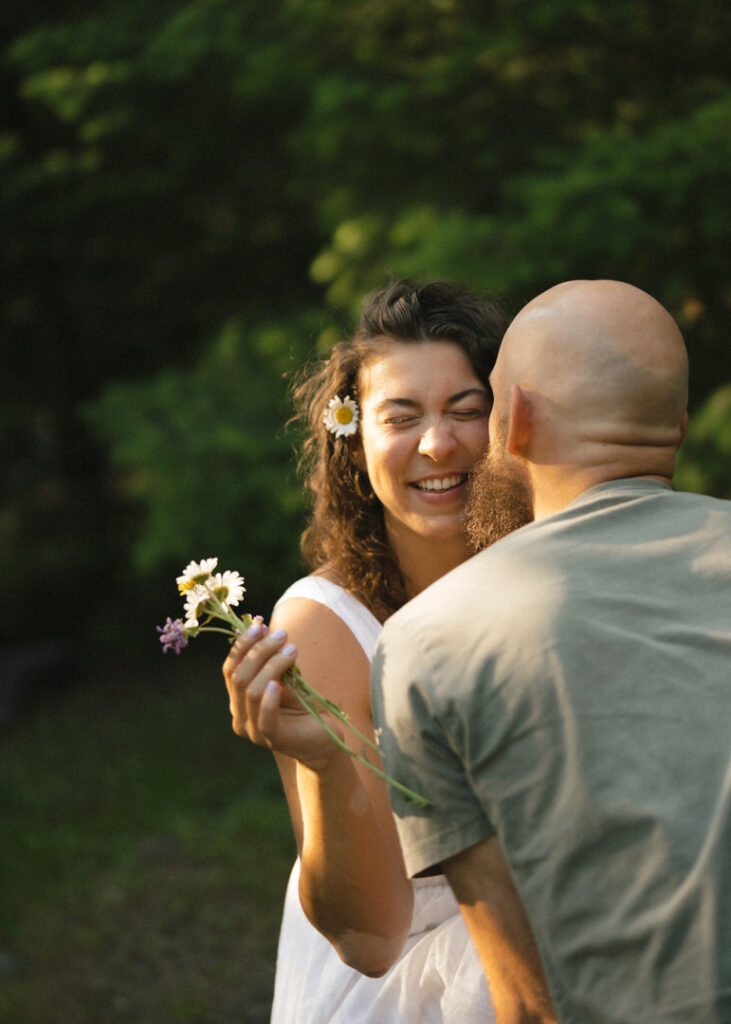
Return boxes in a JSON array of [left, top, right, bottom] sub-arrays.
[[0, 649, 296, 1023]]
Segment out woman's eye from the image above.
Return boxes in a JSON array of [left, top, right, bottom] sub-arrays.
[[385, 415, 419, 426], [451, 407, 485, 419]]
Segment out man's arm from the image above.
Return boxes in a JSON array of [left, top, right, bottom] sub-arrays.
[[442, 836, 558, 1024]]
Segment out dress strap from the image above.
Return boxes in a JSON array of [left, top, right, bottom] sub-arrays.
[[273, 576, 382, 662]]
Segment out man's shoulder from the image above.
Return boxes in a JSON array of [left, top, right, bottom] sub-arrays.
[[385, 522, 548, 638], [384, 481, 730, 640]]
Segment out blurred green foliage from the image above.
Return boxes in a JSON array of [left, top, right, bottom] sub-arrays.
[[675, 384, 731, 499], [2, 0, 729, 645], [85, 318, 305, 618]]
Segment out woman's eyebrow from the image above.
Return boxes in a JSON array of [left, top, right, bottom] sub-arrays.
[[447, 387, 490, 404], [373, 397, 420, 412], [374, 388, 489, 413]]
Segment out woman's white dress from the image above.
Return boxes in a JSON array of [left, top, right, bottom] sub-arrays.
[[269, 576, 496, 1024]]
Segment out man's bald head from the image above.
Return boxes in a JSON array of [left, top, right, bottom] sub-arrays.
[[492, 280, 689, 486]]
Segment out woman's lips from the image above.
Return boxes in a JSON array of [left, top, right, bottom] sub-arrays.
[[410, 473, 467, 493]]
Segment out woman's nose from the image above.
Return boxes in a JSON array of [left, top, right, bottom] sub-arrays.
[[418, 421, 458, 461]]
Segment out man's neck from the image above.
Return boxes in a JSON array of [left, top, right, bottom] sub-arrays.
[[531, 470, 674, 521]]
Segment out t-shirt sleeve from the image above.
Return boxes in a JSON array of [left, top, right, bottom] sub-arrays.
[[371, 618, 495, 878]]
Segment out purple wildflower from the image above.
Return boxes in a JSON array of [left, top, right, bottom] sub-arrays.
[[156, 617, 189, 654]]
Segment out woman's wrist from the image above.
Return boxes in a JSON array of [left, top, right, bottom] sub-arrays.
[[295, 742, 352, 779]]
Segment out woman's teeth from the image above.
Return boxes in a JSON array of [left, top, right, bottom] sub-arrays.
[[413, 474, 465, 492]]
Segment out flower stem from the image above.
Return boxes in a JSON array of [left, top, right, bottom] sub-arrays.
[[283, 667, 382, 757], [194, 626, 244, 639], [290, 685, 430, 809]]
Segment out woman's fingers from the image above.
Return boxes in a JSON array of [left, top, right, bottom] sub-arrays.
[[222, 625, 298, 739], [223, 625, 291, 696], [257, 680, 340, 770], [242, 642, 297, 735], [222, 621, 270, 678], [221, 623, 338, 768], [258, 679, 283, 733]]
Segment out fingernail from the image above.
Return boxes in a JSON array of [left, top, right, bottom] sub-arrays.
[[266, 680, 279, 698], [246, 622, 263, 638], [270, 628, 287, 641], [282, 643, 296, 657]]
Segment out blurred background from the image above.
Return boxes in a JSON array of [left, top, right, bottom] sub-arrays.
[[1, 0, 729, 1020]]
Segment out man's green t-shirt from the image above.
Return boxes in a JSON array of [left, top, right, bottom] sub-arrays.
[[372, 480, 731, 1023]]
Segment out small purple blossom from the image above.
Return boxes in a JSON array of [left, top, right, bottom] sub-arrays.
[[156, 617, 189, 654]]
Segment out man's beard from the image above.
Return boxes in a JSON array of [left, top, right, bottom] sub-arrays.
[[464, 443, 534, 552]]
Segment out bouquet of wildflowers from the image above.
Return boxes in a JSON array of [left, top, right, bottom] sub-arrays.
[[157, 558, 429, 808]]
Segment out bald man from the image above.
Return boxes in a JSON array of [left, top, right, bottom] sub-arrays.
[[371, 281, 731, 1023]]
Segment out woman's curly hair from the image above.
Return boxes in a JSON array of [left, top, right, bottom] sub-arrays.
[[291, 279, 506, 621]]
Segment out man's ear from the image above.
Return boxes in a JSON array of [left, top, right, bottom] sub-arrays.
[[677, 410, 689, 451], [505, 385, 532, 457]]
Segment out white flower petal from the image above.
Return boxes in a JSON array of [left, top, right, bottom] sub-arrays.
[[209, 570, 245, 607], [177, 557, 218, 593], [183, 583, 211, 626]]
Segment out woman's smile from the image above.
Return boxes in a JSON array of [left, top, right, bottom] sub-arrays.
[[409, 473, 469, 495]]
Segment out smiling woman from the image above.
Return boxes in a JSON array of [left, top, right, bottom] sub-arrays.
[[355, 340, 492, 594], [220, 280, 507, 1024], [293, 279, 504, 620]]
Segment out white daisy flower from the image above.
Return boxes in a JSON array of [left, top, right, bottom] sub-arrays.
[[177, 557, 218, 594], [183, 583, 211, 628], [323, 395, 359, 438], [208, 570, 245, 608]]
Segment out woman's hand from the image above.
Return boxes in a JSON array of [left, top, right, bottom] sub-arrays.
[[222, 623, 343, 770]]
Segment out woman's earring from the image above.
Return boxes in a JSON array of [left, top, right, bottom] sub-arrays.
[[354, 468, 374, 501]]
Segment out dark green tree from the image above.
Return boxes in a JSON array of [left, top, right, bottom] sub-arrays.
[[2, 0, 729, 647]]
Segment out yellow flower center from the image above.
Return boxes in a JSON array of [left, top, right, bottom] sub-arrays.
[[335, 407, 353, 424], [177, 571, 212, 595]]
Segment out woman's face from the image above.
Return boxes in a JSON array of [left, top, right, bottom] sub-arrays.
[[355, 339, 491, 552]]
